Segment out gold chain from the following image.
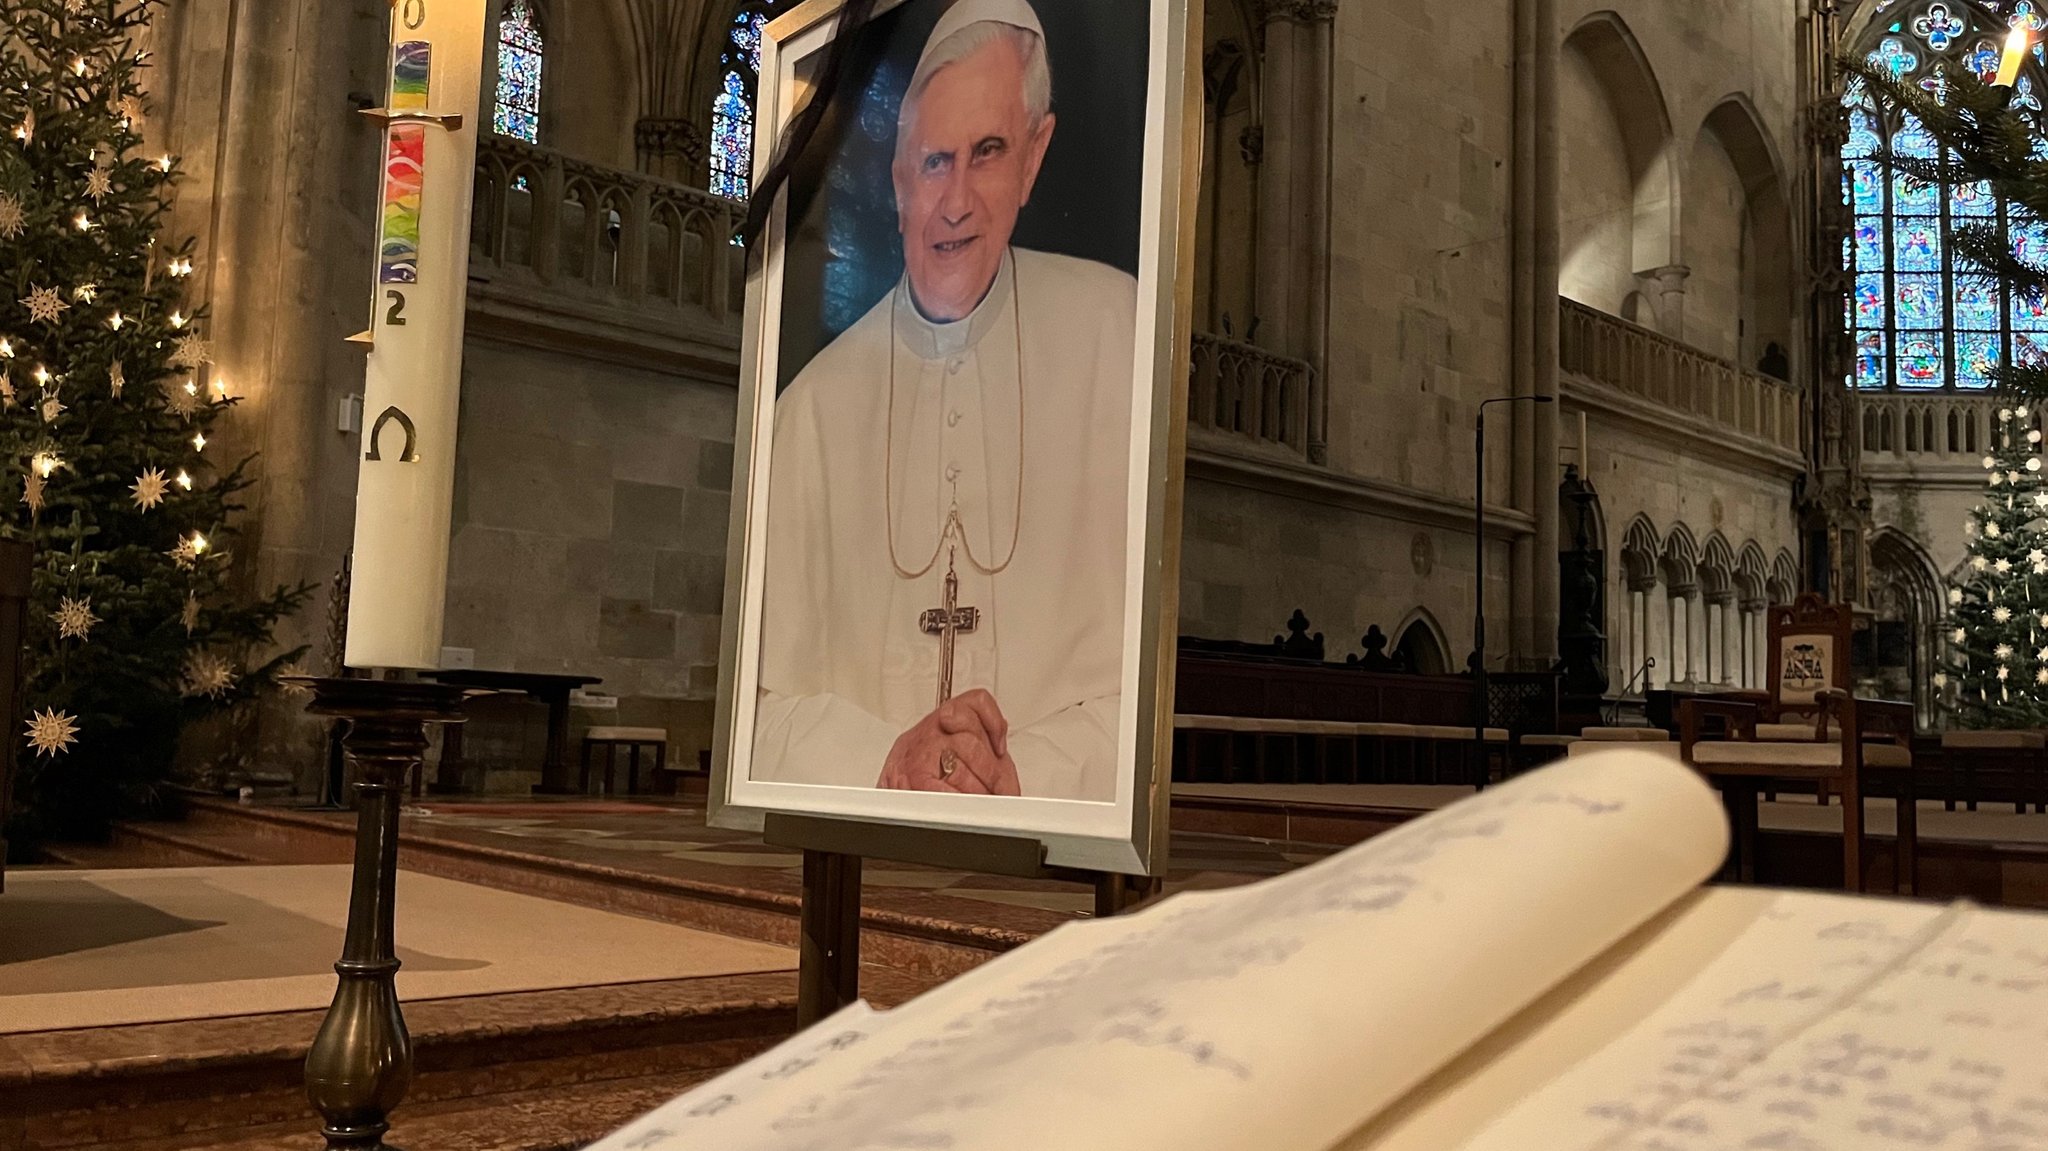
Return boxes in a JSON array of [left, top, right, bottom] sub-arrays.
[[885, 254, 1026, 581]]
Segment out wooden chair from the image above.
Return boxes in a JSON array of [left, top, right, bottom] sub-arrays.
[[1679, 594, 1917, 894]]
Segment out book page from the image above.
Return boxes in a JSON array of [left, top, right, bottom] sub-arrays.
[[589, 751, 1730, 1151], [1590, 903, 2048, 1150], [1340, 887, 1953, 1151], [594, 1001, 884, 1150]]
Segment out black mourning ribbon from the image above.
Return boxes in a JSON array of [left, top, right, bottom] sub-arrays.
[[738, 0, 886, 254]]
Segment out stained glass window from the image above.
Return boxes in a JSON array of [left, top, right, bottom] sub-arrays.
[[1847, 1, 2048, 390], [709, 2, 790, 200], [493, 0, 544, 144]]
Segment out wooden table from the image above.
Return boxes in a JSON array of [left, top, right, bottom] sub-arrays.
[[424, 670, 602, 795]]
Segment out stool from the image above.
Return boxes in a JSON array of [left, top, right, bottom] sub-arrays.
[[580, 726, 668, 796]]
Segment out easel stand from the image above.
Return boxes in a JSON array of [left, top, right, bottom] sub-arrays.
[[764, 814, 1160, 1026]]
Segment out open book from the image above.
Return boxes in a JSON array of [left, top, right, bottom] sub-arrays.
[[591, 752, 2048, 1150]]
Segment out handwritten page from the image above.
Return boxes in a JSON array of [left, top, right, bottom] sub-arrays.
[[588, 751, 1730, 1151], [592, 1000, 884, 1150], [1587, 904, 2048, 1150], [1343, 888, 1953, 1151]]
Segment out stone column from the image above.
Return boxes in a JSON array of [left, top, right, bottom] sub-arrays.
[[1687, 592, 1709, 684], [1510, 0, 1561, 664], [1719, 597, 1740, 685], [1643, 583, 1666, 691], [160, 0, 389, 786], [1665, 592, 1685, 689], [1703, 601, 1719, 683], [1304, 0, 1335, 464], [1253, 5, 1299, 359], [1252, 0, 1337, 465], [1742, 600, 1766, 689]]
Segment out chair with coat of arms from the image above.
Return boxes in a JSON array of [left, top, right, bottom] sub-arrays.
[[1676, 593, 1917, 894]]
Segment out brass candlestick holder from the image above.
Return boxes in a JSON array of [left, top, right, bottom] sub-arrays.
[[287, 676, 466, 1151]]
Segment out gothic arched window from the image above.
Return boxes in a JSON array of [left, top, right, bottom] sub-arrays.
[[1846, 0, 2048, 390], [709, 1, 789, 200], [493, 0, 545, 144]]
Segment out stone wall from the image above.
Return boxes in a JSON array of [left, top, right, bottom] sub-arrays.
[[438, 336, 737, 788], [1178, 472, 1510, 669]]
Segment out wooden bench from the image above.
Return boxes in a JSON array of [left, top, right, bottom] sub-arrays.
[[579, 726, 668, 796]]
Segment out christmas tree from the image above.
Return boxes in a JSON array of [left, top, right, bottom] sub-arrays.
[[1942, 406, 2048, 728], [0, 0, 309, 845]]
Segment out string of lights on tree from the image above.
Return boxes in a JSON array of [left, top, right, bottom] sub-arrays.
[[1, 0, 307, 839], [1940, 406, 2048, 725]]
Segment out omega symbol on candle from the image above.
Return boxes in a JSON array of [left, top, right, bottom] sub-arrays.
[[364, 405, 420, 464]]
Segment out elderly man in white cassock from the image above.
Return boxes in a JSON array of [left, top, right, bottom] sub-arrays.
[[753, 0, 1135, 803]]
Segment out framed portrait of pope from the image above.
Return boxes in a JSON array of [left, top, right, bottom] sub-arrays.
[[711, 0, 1198, 873]]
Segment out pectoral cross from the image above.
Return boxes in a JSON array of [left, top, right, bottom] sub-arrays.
[[919, 545, 979, 707]]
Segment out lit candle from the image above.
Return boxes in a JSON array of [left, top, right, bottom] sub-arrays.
[[1999, 24, 2030, 87]]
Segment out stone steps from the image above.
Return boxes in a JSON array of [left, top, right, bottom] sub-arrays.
[[95, 1068, 715, 1151], [145, 798, 1028, 982], [2, 971, 813, 1150]]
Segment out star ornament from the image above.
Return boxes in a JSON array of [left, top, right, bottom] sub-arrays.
[[162, 378, 199, 417], [276, 660, 314, 697], [39, 395, 62, 423], [21, 286, 68, 325], [168, 334, 213, 370], [108, 359, 122, 398], [51, 596, 97, 640], [182, 650, 236, 699], [170, 532, 208, 568], [181, 593, 200, 634], [0, 193, 22, 240], [22, 471, 44, 514], [130, 467, 167, 511], [84, 168, 111, 202], [24, 708, 78, 758]]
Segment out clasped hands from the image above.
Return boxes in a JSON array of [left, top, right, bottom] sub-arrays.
[[876, 688, 1022, 795]]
